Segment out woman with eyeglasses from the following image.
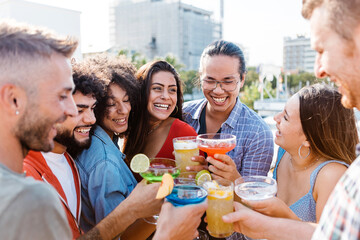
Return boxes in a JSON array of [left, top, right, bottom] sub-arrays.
[[183, 40, 274, 183]]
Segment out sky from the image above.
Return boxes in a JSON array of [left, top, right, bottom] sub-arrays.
[[29, 0, 310, 67]]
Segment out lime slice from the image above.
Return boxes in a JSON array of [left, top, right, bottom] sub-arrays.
[[130, 154, 150, 173], [195, 170, 212, 186]]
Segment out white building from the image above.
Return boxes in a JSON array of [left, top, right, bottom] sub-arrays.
[[110, 0, 222, 70], [0, 0, 82, 59], [283, 35, 316, 73]]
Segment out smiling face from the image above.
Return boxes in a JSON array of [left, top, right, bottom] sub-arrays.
[[55, 92, 97, 150], [14, 54, 77, 152], [273, 94, 307, 153], [147, 71, 177, 123], [311, 5, 360, 109], [200, 55, 243, 116], [102, 83, 131, 136]]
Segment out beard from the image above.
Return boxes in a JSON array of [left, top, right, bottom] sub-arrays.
[[14, 102, 65, 153], [339, 75, 359, 109], [55, 127, 91, 150], [56, 126, 94, 158]]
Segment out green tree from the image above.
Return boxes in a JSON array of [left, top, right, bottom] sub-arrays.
[[241, 81, 276, 110], [180, 70, 198, 95], [118, 49, 148, 69], [117, 49, 198, 95], [244, 67, 259, 88], [285, 72, 323, 94]]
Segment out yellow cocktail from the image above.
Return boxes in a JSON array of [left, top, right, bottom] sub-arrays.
[[173, 136, 199, 172], [204, 179, 234, 238]]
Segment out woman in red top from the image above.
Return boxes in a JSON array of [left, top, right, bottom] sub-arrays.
[[124, 60, 197, 178]]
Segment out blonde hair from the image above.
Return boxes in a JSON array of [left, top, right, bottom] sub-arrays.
[[302, 0, 360, 41]]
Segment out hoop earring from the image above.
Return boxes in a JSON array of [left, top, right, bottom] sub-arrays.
[[298, 143, 310, 159]]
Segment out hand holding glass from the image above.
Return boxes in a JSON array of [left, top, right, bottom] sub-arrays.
[[140, 158, 180, 224]]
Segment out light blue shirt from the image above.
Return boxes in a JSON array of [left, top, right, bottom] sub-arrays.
[[273, 147, 349, 222], [183, 97, 274, 176], [75, 125, 137, 232]]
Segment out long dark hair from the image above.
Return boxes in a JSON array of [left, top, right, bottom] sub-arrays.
[[124, 60, 183, 162], [299, 84, 358, 164]]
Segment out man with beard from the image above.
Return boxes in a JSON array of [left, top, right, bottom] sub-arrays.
[[24, 62, 104, 239], [24, 59, 209, 240], [0, 21, 78, 239], [221, 0, 360, 239]]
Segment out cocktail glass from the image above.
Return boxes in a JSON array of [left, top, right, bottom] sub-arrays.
[[203, 179, 234, 238], [234, 176, 277, 201], [173, 136, 200, 172], [166, 172, 209, 240], [196, 133, 236, 159], [234, 176, 277, 240], [140, 158, 180, 224]]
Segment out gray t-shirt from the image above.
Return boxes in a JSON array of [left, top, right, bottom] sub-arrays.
[[0, 163, 71, 239]]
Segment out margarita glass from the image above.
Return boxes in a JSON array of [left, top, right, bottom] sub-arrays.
[[173, 136, 200, 172], [140, 158, 180, 224], [140, 158, 180, 183], [234, 176, 277, 201], [203, 179, 234, 238], [196, 133, 236, 159]]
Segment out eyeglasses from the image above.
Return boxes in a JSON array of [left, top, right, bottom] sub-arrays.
[[201, 79, 240, 92]]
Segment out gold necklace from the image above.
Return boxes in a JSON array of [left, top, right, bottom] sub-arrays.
[[290, 157, 320, 172], [147, 121, 163, 135]]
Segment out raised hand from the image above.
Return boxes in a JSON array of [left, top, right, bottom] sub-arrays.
[[128, 180, 163, 218], [207, 154, 241, 182], [154, 200, 208, 240]]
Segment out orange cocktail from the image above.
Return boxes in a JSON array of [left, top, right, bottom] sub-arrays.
[[197, 133, 236, 159]]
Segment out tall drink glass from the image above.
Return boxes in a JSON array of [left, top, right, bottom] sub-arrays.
[[173, 136, 200, 172], [140, 158, 180, 224], [203, 179, 234, 238], [196, 133, 236, 159]]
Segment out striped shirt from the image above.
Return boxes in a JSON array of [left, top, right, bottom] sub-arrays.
[[183, 97, 274, 177], [312, 150, 360, 240]]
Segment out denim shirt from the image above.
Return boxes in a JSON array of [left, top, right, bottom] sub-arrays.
[[75, 125, 137, 232], [183, 97, 274, 176]]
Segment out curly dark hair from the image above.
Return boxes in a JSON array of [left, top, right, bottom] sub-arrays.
[[66, 61, 106, 157], [71, 62, 106, 102], [84, 54, 139, 138]]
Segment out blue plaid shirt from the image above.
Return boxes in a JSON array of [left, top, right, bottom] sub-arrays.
[[183, 98, 274, 177], [312, 146, 360, 240]]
